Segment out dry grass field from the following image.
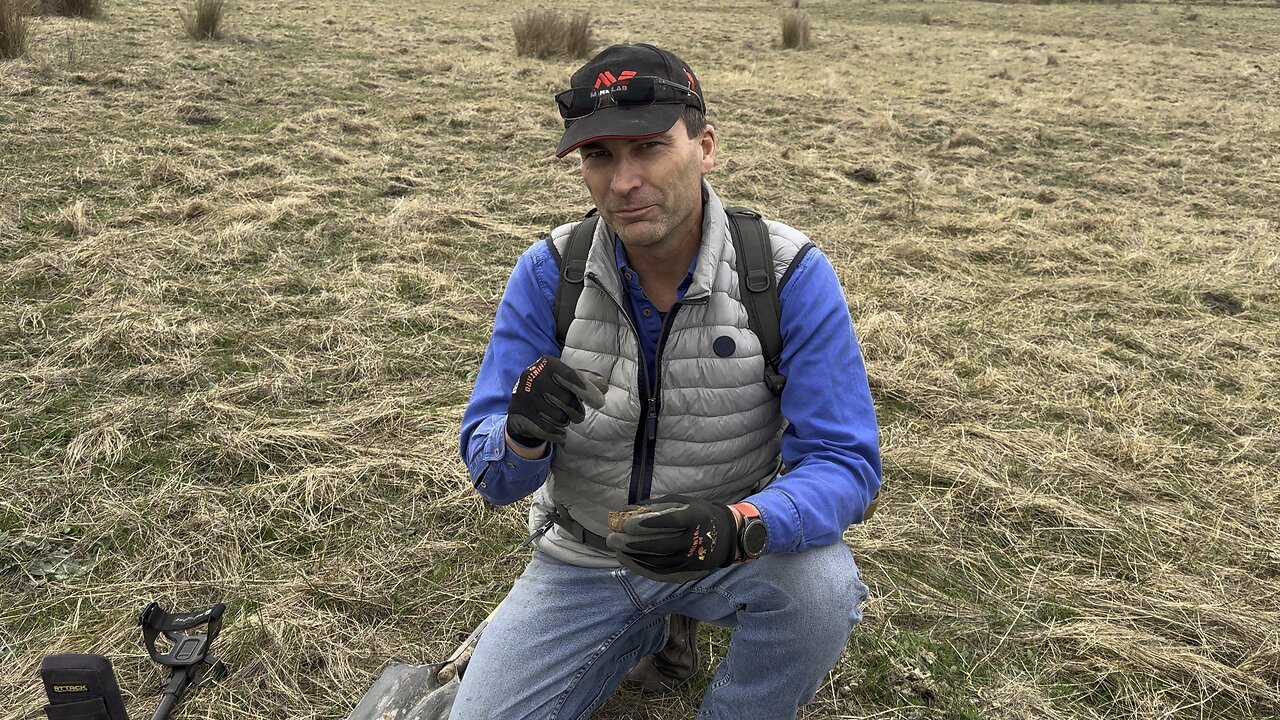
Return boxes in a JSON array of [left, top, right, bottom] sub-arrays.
[[2, 0, 1278, 718]]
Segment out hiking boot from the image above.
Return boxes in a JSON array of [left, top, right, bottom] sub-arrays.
[[625, 614, 701, 693]]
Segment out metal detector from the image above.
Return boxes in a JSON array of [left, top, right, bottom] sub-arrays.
[[138, 601, 229, 720], [39, 654, 129, 720]]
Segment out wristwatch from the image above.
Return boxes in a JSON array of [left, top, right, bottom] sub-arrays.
[[731, 503, 768, 561]]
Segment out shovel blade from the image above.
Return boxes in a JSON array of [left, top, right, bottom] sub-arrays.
[[345, 603, 499, 720], [344, 662, 459, 720]]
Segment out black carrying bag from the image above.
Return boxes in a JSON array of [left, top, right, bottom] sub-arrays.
[[39, 654, 129, 720]]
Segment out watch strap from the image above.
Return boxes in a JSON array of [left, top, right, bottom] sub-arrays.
[[730, 503, 765, 562]]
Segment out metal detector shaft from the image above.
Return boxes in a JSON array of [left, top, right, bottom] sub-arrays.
[[151, 667, 190, 720], [151, 693, 178, 720]]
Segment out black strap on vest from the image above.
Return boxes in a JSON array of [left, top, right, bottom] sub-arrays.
[[725, 206, 786, 393], [548, 504, 612, 551], [552, 207, 787, 393], [554, 214, 598, 348]]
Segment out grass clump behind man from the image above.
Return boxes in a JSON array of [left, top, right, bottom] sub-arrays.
[[454, 43, 882, 719], [0, 0, 28, 58]]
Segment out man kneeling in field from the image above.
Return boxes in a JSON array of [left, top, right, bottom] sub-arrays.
[[454, 43, 882, 719]]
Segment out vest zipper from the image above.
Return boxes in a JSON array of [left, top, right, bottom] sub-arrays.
[[586, 272, 651, 506], [585, 273, 686, 505], [638, 303, 681, 503]]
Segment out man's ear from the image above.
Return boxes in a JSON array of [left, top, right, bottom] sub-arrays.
[[699, 124, 717, 174]]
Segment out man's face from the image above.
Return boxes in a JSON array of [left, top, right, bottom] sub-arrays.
[[578, 118, 716, 251]]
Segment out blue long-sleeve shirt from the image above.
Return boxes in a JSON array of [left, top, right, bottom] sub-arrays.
[[459, 233, 882, 555]]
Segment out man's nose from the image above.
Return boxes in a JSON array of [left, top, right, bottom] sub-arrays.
[[608, 155, 642, 196]]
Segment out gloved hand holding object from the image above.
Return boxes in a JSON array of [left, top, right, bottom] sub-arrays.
[[607, 495, 744, 583], [506, 356, 607, 446]]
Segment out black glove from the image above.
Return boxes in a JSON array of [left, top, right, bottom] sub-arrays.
[[506, 355, 607, 446], [606, 494, 738, 583]]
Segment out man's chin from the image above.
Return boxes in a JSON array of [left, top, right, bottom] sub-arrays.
[[613, 221, 664, 248]]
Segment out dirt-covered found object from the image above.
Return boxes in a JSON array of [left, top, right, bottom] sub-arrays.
[[609, 507, 653, 533]]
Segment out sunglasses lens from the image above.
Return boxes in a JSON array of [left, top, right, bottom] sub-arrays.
[[613, 77, 659, 106], [556, 77, 696, 122], [557, 88, 595, 119]]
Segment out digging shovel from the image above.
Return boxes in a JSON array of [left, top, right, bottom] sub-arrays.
[[343, 604, 499, 720]]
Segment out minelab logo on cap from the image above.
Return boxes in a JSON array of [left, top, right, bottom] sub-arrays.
[[52, 684, 89, 693], [594, 70, 636, 89]]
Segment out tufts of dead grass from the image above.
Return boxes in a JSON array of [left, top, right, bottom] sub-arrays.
[[780, 8, 811, 49], [940, 127, 986, 150], [0, 0, 26, 59], [2, 1, 1280, 719], [180, 0, 224, 40], [31, 0, 104, 18], [56, 199, 97, 237], [512, 8, 592, 60], [61, 0, 101, 17]]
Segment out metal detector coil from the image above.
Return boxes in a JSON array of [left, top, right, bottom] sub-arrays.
[[138, 601, 229, 720]]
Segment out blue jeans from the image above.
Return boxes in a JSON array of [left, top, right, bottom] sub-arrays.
[[448, 541, 868, 720]]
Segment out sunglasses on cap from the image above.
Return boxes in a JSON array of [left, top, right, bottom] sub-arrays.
[[556, 76, 705, 123]]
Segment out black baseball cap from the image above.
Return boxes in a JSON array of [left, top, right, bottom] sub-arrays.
[[555, 43, 704, 158]]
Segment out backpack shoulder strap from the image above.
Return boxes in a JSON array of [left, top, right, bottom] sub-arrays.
[[553, 214, 598, 348], [724, 206, 786, 393]]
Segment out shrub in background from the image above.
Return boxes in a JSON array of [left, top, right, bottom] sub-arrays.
[[181, 0, 224, 39], [0, 0, 27, 59], [781, 8, 811, 49], [513, 8, 592, 59], [37, 0, 104, 18], [60, 0, 102, 17]]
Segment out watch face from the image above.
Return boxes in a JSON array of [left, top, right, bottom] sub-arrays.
[[743, 519, 768, 556]]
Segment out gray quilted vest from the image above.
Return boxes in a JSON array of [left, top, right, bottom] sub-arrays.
[[530, 182, 812, 567]]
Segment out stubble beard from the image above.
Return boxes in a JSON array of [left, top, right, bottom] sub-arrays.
[[608, 183, 700, 254], [596, 143, 706, 254], [612, 213, 672, 249]]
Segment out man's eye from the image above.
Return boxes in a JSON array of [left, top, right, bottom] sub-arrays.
[[584, 150, 610, 160]]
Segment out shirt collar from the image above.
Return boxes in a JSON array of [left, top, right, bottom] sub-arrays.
[[612, 234, 699, 297]]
